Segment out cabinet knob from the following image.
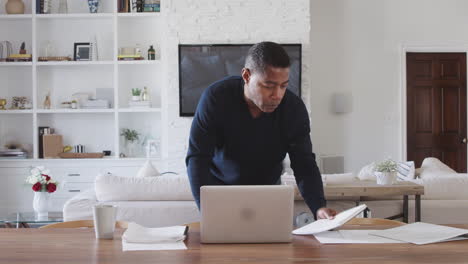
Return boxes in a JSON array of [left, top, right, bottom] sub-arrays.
[[463, 138, 467, 144]]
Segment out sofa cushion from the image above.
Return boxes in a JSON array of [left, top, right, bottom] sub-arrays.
[[323, 172, 357, 185], [95, 173, 194, 202], [419, 157, 457, 179], [416, 175, 468, 200]]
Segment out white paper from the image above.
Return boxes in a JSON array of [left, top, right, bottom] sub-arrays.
[[122, 240, 187, 251], [122, 223, 187, 243], [314, 230, 404, 244], [293, 204, 367, 235], [369, 222, 468, 245]]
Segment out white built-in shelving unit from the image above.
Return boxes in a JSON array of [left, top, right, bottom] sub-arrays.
[[0, 0, 165, 161]]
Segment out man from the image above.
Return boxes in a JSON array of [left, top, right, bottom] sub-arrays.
[[186, 42, 336, 220]]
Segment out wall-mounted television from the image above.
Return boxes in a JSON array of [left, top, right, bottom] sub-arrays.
[[178, 44, 302, 116]]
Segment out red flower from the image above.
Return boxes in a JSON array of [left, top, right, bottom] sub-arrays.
[[47, 183, 57, 193], [32, 182, 42, 192], [42, 174, 51, 181]]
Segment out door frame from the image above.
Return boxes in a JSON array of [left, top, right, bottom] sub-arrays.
[[400, 44, 468, 164]]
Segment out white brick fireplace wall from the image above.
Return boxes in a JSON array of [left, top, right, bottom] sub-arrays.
[[160, 0, 311, 171]]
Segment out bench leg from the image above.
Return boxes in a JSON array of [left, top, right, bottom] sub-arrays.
[[403, 195, 409, 223], [415, 194, 421, 222]]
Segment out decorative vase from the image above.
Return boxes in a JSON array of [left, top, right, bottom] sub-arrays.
[[132, 95, 140, 101], [5, 0, 25, 14], [126, 141, 138, 157], [87, 0, 100, 13], [375, 171, 397, 185], [33, 192, 50, 218]]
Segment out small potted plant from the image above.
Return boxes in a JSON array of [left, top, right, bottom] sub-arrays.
[[121, 128, 140, 157], [373, 159, 398, 185], [131, 88, 141, 101], [71, 100, 78, 109]]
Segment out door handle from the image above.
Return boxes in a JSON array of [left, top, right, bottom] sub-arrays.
[[463, 138, 467, 144]]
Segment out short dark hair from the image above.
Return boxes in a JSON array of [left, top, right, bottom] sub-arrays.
[[245, 42, 290, 74]]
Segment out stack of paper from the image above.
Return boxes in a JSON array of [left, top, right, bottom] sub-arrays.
[[293, 204, 367, 235], [122, 222, 188, 251]]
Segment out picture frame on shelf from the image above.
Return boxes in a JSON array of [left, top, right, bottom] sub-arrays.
[[73, 42, 92, 61]]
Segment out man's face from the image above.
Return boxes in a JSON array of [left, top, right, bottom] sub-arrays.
[[242, 66, 289, 113]]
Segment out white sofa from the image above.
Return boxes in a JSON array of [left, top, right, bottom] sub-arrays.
[[63, 173, 200, 228], [63, 157, 468, 226]]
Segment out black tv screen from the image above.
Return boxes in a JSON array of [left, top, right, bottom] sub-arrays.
[[178, 44, 302, 116]]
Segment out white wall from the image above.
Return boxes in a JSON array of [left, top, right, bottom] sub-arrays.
[[309, 0, 468, 172], [161, 0, 311, 170]]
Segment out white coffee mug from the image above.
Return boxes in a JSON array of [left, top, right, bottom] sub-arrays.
[[93, 205, 117, 239]]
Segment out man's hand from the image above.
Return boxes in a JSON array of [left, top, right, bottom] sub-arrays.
[[316, 207, 338, 220]]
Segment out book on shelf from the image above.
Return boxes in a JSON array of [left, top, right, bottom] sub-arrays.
[[0, 149, 28, 159], [8, 54, 32, 59], [119, 0, 160, 13], [0, 155, 27, 159], [0, 149, 26, 155], [118, 55, 144, 60]]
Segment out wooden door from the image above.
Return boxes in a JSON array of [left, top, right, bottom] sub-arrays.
[[407, 53, 467, 172]]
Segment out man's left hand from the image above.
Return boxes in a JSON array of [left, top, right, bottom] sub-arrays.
[[316, 207, 338, 220]]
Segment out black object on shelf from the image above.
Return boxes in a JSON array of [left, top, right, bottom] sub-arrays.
[[38, 126, 49, 158]]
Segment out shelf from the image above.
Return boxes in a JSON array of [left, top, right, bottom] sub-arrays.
[[117, 60, 160, 65], [0, 62, 32, 66], [0, 156, 161, 162], [118, 108, 161, 113], [35, 13, 113, 19], [36, 109, 115, 114], [0, 110, 33, 114], [36, 61, 114, 66], [117, 12, 160, 18], [0, 14, 32, 20]]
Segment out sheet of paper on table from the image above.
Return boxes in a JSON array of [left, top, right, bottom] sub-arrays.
[[369, 222, 468, 245], [314, 229, 468, 244], [314, 230, 404, 244]]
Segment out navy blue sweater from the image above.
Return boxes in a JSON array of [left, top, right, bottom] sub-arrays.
[[186, 76, 326, 216]]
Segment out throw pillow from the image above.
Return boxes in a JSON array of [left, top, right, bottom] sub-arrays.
[[136, 160, 161, 177], [396, 161, 416, 180], [357, 162, 376, 181]]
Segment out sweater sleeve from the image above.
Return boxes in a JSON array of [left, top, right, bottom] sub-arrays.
[[185, 87, 219, 209], [287, 102, 326, 219]]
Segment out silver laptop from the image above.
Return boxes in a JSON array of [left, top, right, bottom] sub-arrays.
[[200, 185, 294, 243]]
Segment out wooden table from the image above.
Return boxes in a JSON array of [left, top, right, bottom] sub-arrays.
[[324, 181, 424, 223], [1, 223, 467, 264]]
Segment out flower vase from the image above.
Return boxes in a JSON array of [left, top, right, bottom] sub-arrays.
[[88, 0, 100, 13], [126, 141, 138, 157], [5, 0, 25, 14], [33, 192, 50, 219]]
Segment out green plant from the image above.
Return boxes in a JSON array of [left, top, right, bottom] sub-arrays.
[[120, 128, 139, 142], [132, 88, 141, 96], [374, 159, 397, 172]]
